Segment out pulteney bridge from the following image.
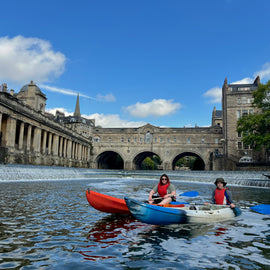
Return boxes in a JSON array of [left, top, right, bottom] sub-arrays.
[[90, 124, 224, 170]]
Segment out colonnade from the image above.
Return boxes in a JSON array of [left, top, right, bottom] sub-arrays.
[[0, 112, 90, 165]]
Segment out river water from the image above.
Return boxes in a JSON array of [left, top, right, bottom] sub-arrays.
[[0, 165, 270, 269]]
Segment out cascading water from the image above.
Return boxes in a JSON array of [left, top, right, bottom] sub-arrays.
[[0, 164, 269, 187]]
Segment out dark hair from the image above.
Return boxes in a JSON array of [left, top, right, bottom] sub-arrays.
[[159, 174, 170, 185]]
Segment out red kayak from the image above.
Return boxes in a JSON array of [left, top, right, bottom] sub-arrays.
[[86, 189, 130, 214], [86, 189, 186, 215]]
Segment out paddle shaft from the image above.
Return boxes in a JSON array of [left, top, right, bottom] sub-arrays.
[[150, 191, 199, 202]]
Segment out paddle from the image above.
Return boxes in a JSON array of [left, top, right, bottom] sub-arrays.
[[249, 204, 270, 215], [150, 191, 199, 202], [180, 191, 199, 197]]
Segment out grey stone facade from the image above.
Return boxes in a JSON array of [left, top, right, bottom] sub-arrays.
[[0, 82, 91, 167]]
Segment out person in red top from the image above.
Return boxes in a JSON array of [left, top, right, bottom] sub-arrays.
[[148, 174, 176, 205], [210, 178, 235, 208]]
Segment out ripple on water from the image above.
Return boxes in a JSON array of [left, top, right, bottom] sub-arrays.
[[0, 171, 270, 269]]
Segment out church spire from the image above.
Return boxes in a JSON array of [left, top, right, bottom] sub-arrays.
[[74, 93, 81, 118]]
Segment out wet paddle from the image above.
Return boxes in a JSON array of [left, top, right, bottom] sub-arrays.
[[150, 191, 199, 202], [180, 191, 199, 197], [249, 204, 270, 215]]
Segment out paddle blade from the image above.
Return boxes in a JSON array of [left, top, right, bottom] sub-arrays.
[[180, 191, 199, 197], [250, 204, 270, 215]]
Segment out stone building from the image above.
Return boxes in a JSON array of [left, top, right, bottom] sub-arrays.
[[212, 107, 222, 127], [222, 76, 266, 165], [0, 82, 91, 167], [55, 93, 95, 138], [91, 123, 223, 170]]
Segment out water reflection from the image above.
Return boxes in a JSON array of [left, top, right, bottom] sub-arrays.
[[0, 168, 270, 269]]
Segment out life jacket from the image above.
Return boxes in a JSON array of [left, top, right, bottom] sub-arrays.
[[158, 183, 170, 197], [214, 188, 229, 205]]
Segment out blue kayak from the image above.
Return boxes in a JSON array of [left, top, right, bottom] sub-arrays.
[[124, 197, 187, 225], [125, 197, 241, 225]]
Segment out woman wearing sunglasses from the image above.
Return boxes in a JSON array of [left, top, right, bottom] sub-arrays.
[[148, 174, 176, 205]]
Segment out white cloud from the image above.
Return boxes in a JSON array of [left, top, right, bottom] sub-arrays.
[[254, 62, 270, 81], [124, 99, 181, 118], [96, 93, 116, 102], [231, 77, 254, 84], [41, 84, 116, 102], [83, 113, 146, 127], [46, 107, 73, 116], [0, 35, 66, 84], [46, 108, 146, 127], [40, 84, 92, 99], [203, 87, 222, 103]]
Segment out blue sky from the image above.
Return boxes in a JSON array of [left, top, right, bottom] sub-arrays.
[[1, 0, 270, 127]]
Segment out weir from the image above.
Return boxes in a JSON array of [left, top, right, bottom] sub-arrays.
[[0, 164, 269, 187]]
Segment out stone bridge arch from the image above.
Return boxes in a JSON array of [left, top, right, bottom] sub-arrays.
[[172, 151, 205, 170], [133, 151, 161, 170], [95, 150, 124, 169]]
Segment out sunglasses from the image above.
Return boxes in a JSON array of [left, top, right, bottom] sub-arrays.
[[161, 178, 167, 180]]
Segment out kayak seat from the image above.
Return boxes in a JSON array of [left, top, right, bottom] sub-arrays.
[[189, 206, 197, 210]]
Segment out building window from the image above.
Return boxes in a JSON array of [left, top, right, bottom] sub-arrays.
[[128, 138, 130, 143], [140, 137, 142, 143], [237, 110, 241, 119], [94, 136, 100, 143], [187, 137, 190, 144], [134, 137, 137, 143], [242, 110, 248, 116], [160, 137, 163, 143], [249, 109, 253, 114], [167, 138, 170, 143], [146, 132, 151, 143], [238, 132, 242, 138], [201, 138, 205, 143], [174, 137, 176, 143], [154, 137, 157, 143], [108, 137, 111, 142], [238, 142, 242, 149], [242, 97, 247, 104], [215, 138, 218, 144], [121, 137, 124, 142], [238, 98, 241, 104]]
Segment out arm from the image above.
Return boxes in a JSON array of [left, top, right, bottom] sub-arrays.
[[211, 190, 215, 204], [164, 184, 176, 198], [148, 190, 155, 202], [225, 189, 235, 208]]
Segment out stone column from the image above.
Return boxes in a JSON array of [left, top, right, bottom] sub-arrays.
[[42, 131, 47, 154], [82, 146, 85, 160], [78, 144, 82, 160], [74, 142, 77, 159], [6, 117, 16, 149], [63, 138, 67, 157], [72, 142, 75, 159], [26, 125, 32, 151], [67, 140, 72, 158], [59, 137, 63, 157], [52, 134, 59, 156], [48, 133, 52, 155], [33, 127, 41, 153], [18, 122, 25, 150]]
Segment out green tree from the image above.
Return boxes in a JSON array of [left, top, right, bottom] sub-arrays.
[[237, 80, 270, 151], [141, 157, 155, 170]]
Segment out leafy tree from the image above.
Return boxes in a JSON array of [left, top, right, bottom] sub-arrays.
[[141, 157, 155, 170], [237, 80, 270, 151]]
